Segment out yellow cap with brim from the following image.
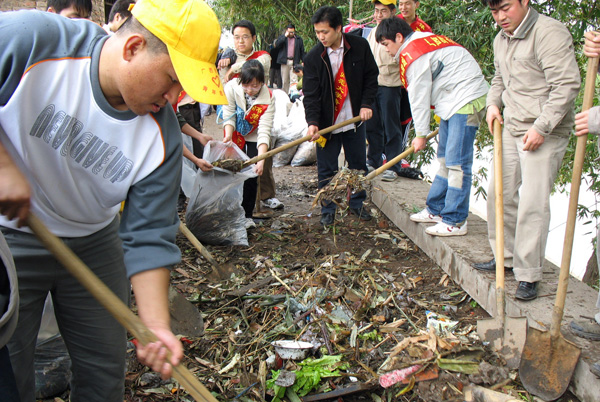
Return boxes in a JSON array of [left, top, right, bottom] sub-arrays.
[[373, 0, 397, 6], [132, 0, 227, 105]]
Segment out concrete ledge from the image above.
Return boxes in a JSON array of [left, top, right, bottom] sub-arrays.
[[371, 177, 600, 402]]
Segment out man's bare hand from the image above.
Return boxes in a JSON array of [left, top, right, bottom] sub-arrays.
[[522, 127, 545, 151], [486, 105, 503, 134], [584, 31, 600, 58], [359, 107, 373, 121], [195, 159, 213, 172], [217, 57, 231, 70], [575, 109, 591, 137], [308, 125, 320, 142], [412, 137, 427, 152]]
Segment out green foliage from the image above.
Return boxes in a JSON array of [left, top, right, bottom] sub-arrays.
[[266, 355, 349, 399], [211, 0, 600, 238]]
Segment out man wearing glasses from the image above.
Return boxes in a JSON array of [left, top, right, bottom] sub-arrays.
[[217, 20, 271, 84]]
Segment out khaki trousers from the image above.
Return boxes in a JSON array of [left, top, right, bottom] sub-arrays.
[[258, 156, 276, 200], [487, 131, 568, 283], [280, 60, 295, 94]]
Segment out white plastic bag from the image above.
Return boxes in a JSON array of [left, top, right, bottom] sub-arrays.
[[273, 101, 308, 167], [185, 142, 256, 246], [180, 132, 197, 198], [291, 140, 317, 167]]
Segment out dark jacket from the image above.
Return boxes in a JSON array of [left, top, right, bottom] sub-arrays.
[[303, 33, 378, 131], [273, 34, 305, 66]]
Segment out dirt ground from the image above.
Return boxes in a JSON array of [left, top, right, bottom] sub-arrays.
[[40, 120, 581, 401]]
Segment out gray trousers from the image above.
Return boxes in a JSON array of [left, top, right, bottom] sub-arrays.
[[280, 60, 295, 94], [3, 217, 128, 402], [487, 131, 568, 283]]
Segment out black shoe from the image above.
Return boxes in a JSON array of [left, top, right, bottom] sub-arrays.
[[515, 281, 538, 301], [320, 212, 334, 226], [472, 258, 513, 272], [349, 207, 372, 221]]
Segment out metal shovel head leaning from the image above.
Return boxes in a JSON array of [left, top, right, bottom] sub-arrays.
[[477, 314, 527, 370], [476, 119, 527, 370], [518, 327, 580, 401]]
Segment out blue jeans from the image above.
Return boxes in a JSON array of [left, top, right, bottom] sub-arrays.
[[426, 113, 477, 226], [316, 124, 367, 214]]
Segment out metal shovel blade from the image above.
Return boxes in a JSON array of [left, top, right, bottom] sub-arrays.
[[477, 315, 527, 369], [519, 326, 581, 401]]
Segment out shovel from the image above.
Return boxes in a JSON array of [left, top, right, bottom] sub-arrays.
[[26, 214, 218, 402], [179, 222, 236, 281], [240, 116, 362, 169], [365, 128, 438, 180], [477, 119, 527, 370], [518, 57, 598, 400]]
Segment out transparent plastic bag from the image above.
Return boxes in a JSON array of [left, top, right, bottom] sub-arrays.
[[185, 142, 257, 246]]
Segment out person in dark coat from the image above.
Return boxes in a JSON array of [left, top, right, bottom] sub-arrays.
[[273, 23, 305, 94], [303, 6, 379, 227]]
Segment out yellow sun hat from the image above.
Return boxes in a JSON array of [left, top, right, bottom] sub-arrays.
[[131, 0, 227, 105], [372, 0, 397, 6]]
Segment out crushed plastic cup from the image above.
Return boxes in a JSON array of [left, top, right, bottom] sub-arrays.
[[426, 310, 458, 335]]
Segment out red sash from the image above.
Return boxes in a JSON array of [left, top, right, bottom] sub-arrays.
[[231, 88, 272, 148], [333, 62, 349, 121], [399, 35, 462, 88], [397, 15, 432, 33], [230, 50, 269, 79]]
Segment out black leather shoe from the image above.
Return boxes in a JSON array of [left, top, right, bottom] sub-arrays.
[[320, 212, 334, 226], [349, 207, 372, 221], [472, 258, 513, 272], [515, 281, 538, 301]]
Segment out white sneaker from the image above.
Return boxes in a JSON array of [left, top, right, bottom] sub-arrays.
[[263, 197, 284, 209], [410, 208, 442, 223], [245, 218, 256, 229], [366, 164, 375, 173], [381, 170, 398, 182], [425, 221, 467, 237]]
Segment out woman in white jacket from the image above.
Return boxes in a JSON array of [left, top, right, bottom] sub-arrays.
[[222, 60, 275, 220]]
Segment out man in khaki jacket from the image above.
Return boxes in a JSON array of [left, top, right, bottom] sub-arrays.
[[473, 0, 580, 301], [366, 0, 406, 181]]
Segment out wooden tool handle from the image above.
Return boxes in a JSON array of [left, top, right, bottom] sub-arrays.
[[365, 129, 439, 180], [27, 214, 218, 402], [241, 116, 362, 168], [179, 222, 219, 267], [552, 56, 600, 337], [493, 119, 505, 320]]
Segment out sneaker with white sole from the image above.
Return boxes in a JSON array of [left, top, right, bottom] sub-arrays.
[[410, 208, 442, 223], [245, 218, 256, 229], [425, 221, 467, 236], [381, 170, 398, 182], [263, 198, 284, 209], [366, 164, 376, 173]]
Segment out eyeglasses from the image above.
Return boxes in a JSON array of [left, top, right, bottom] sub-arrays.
[[234, 35, 252, 42]]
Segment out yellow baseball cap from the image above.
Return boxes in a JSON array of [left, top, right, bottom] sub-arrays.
[[131, 0, 227, 105], [373, 0, 397, 6]]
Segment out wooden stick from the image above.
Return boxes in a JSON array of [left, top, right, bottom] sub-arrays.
[[27, 214, 218, 402], [179, 222, 219, 268], [241, 116, 362, 168], [552, 56, 600, 337], [365, 129, 439, 180]]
